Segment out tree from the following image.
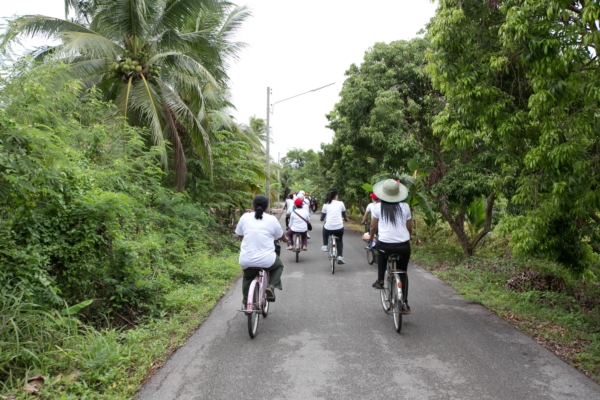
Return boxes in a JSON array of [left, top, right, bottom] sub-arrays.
[[1, 0, 250, 191], [427, 0, 600, 272]]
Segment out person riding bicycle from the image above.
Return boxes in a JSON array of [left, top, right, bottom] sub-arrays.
[[361, 192, 380, 248], [310, 196, 318, 212], [284, 193, 294, 229], [235, 195, 287, 306], [320, 188, 348, 264], [363, 179, 412, 312], [286, 197, 310, 251]]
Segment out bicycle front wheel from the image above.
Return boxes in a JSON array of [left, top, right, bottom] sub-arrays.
[[248, 284, 260, 338], [380, 270, 391, 312], [367, 249, 374, 265], [262, 298, 269, 318], [392, 275, 403, 333]]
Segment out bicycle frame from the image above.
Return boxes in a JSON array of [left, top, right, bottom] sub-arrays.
[[245, 269, 269, 314], [387, 257, 406, 313], [328, 234, 338, 259]]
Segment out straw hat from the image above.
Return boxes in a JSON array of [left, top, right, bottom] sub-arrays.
[[372, 179, 408, 203]]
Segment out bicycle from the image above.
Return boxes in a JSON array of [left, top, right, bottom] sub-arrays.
[[364, 223, 378, 265], [292, 232, 302, 262], [379, 254, 409, 333], [327, 234, 338, 274], [239, 267, 270, 339]]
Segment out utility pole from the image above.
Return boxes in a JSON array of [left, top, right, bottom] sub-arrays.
[[277, 152, 280, 207], [265, 87, 271, 209]]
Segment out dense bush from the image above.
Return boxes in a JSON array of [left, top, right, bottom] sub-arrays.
[[0, 61, 235, 326]]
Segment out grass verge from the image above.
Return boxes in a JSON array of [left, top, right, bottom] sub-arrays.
[[0, 253, 241, 399]]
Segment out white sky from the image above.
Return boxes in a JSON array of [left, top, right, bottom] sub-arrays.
[[3, 0, 437, 160]]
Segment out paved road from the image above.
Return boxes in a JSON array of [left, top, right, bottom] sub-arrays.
[[138, 214, 600, 400]]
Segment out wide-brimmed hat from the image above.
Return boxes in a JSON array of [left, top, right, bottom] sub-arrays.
[[372, 179, 408, 203]]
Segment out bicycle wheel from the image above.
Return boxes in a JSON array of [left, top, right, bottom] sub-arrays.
[[367, 249, 374, 265], [392, 274, 403, 333], [295, 235, 300, 263], [380, 270, 390, 312], [248, 284, 260, 338]]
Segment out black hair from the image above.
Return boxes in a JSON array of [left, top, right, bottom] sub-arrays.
[[325, 188, 338, 204], [253, 195, 269, 220], [288, 194, 293, 199], [380, 200, 403, 226]]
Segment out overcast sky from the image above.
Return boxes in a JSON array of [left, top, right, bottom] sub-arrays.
[[3, 0, 437, 160]]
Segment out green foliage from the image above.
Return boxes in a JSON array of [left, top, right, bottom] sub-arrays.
[[1, 0, 251, 190], [427, 0, 600, 272]]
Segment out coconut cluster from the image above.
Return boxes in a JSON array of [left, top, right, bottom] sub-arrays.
[[108, 53, 161, 79]]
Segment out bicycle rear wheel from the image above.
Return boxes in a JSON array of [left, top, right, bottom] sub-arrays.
[[248, 284, 260, 338], [392, 274, 403, 333], [380, 270, 390, 312]]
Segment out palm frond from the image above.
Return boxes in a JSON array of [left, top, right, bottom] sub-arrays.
[[60, 31, 122, 58], [157, 0, 221, 32], [149, 52, 219, 88], [1, 16, 93, 53]]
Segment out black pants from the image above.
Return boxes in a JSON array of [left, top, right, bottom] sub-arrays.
[[377, 240, 411, 303], [285, 214, 290, 229], [322, 227, 344, 256]]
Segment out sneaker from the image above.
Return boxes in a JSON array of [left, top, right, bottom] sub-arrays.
[[321, 245, 328, 252], [302, 246, 307, 251], [372, 280, 384, 289], [307, 233, 311, 239], [403, 303, 411, 313], [286, 245, 293, 251], [265, 285, 276, 302], [337, 256, 345, 264]]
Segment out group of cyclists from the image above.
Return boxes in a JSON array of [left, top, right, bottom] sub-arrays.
[[234, 179, 412, 313]]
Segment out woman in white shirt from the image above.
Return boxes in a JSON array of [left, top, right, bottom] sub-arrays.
[[284, 194, 294, 229], [235, 195, 287, 305], [320, 188, 348, 264], [363, 179, 412, 312], [286, 197, 311, 250]]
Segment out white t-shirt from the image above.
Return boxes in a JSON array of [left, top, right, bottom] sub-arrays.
[[322, 200, 346, 230], [372, 202, 411, 243], [235, 212, 282, 269], [289, 206, 310, 232], [285, 199, 294, 215], [366, 202, 376, 214]]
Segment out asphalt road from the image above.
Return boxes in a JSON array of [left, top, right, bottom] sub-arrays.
[[138, 213, 600, 400]]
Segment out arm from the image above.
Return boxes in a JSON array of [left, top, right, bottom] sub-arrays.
[[320, 212, 326, 222], [407, 220, 413, 237], [361, 210, 369, 225], [342, 211, 348, 222], [367, 217, 378, 240]]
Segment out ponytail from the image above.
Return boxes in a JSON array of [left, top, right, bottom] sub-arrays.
[[253, 195, 269, 220], [325, 188, 338, 204]]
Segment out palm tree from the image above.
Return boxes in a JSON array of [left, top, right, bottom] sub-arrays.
[[1, 0, 250, 191]]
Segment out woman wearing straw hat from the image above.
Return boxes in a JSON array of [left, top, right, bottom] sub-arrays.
[[363, 179, 413, 312]]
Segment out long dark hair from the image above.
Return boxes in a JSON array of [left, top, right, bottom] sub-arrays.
[[325, 188, 338, 204], [253, 195, 269, 220], [380, 200, 403, 226]]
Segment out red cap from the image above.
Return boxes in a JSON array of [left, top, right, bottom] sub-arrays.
[[370, 193, 378, 200], [294, 198, 303, 206]]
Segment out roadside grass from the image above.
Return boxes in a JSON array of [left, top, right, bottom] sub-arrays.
[[0, 253, 241, 399], [411, 225, 600, 382]]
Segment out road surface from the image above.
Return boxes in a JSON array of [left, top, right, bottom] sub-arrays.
[[138, 213, 600, 399]]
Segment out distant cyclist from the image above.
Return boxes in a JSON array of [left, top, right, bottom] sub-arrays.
[[363, 179, 412, 312], [235, 195, 287, 306], [361, 192, 379, 231], [286, 197, 310, 251], [320, 188, 348, 264]]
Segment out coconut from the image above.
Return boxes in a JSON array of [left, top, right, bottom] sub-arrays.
[[135, 66, 142, 72]]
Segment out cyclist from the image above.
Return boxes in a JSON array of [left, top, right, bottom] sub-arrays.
[[310, 196, 318, 213], [296, 190, 311, 238], [363, 179, 412, 312], [361, 192, 379, 231], [361, 192, 379, 249], [286, 197, 310, 251], [320, 188, 348, 264], [235, 195, 287, 306], [284, 193, 294, 229]]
